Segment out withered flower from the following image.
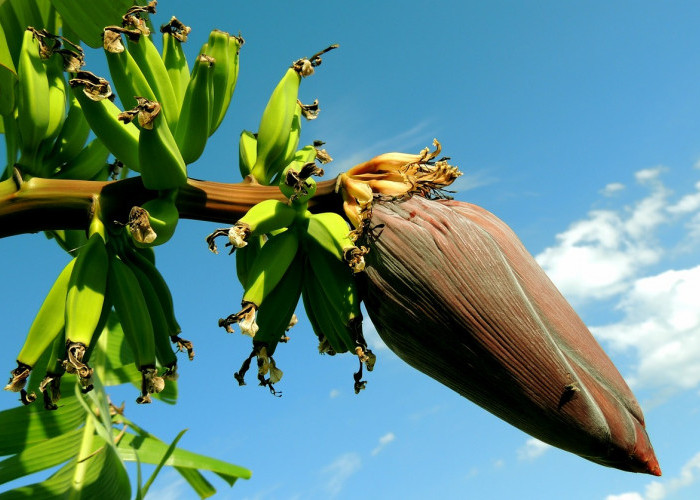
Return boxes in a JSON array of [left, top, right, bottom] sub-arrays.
[[337, 142, 660, 475]]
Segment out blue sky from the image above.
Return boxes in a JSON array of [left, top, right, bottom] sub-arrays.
[[3, 1, 700, 499]]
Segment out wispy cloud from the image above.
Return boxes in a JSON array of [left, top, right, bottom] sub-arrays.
[[601, 182, 626, 197], [516, 438, 551, 461], [371, 432, 396, 456], [320, 452, 362, 498], [329, 388, 340, 398], [606, 451, 700, 500]]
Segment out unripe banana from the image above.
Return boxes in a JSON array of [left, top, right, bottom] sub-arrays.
[[220, 229, 300, 337], [44, 93, 91, 169], [273, 103, 302, 181], [160, 17, 190, 105], [238, 130, 257, 179], [103, 28, 156, 110], [126, 32, 180, 130], [127, 190, 179, 247], [126, 259, 178, 380], [54, 137, 110, 180], [63, 231, 109, 386], [235, 234, 264, 291], [41, 51, 68, 146], [69, 72, 141, 172], [306, 212, 367, 273], [50, 229, 88, 257], [132, 98, 188, 190], [17, 28, 50, 162], [278, 147, 322, 204], [4, 257, 76, 400], [107, 255, 160, 404], [225, 199, 297, 250], [250, 67, 301, 184], [174, 54, 214, 165], [242, 228, 300, 307], [253, 251, 304, 356], [205, 29, 243, 135]]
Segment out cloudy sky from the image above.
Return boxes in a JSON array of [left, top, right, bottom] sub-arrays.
[[3, 1, 700, 499]]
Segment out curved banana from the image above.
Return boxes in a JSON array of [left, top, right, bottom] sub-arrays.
[[126, 32, 180, 130], [160, 17, 190, 105], [126, 259, 178, 381], [4, 257, 76, 402], [235, 234, 264, 290], [127, 190, 179, 247], [69, 72, 141, 172], [174, 54, 214, 165], [44, 93, 91, 169], [220, 228, 300, 337], [131, 98, 187, 190], [224, 199, 297, 250], [41, 51, 68, 148], [238, 130, 257, 179], [103, 28, 156, 110], [206, 30, 243, 135], [54, 137, 110, 180], [107, 255, 162, 404], [118, 237, 193, 360], [253, 250, 304, 357], [306, 212, 367, 273], [16, 28, 50, 163], [63, 230, 109, 388], [250, 66, 301, 184]]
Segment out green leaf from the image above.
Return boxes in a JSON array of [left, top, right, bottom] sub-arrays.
[[0, 440, 131, 500], [174, 467, 216, 499], [0, 61, 17, 117], [0, 427, 82, 485], [0, 391, 85, 457], [49, 0, 134, 49], [116, 430, 252, 484], [139, 429, 187, 498]]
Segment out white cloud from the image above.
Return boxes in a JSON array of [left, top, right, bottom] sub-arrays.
[[591, 266, 700, 393], [320, 452, 362, 498], [607, 452, 700, 500], [329, 388, 340, 399], [516, 438, 551, 461], [371, 432, 396, 456], [601, 182, 626, 196], [536, 166, 691, 303]]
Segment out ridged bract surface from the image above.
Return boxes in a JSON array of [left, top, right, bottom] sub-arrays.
[[360, 195, 660, 475]]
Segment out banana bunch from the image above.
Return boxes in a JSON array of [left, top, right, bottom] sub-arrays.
[[5, 211, 193, 408], [242, 45, 337, 184], [208, 144, 375, 394]]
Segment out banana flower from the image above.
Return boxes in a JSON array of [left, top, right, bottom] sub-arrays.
[[337, 142, 660, 475]]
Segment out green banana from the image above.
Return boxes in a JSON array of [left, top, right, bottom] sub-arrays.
[[103, 28, 156, 110], [174, 54, 214, 165], [133, 98, 188, 190], [160, 17, 190, 105], [69, 72, 141, 172], [126, 190, 179, 247], [205, 29, 243, 135], [63, 230, 109, 387], [301, 269, 351, 354], [250, 67, 301, 184], [54, 137, 110, 179], [16, 28, 50, 164], [41, 50, 68, 146], [126, 259, 178, 381], [253, 250, 304, 357], [278, 147, 323, 204], [238, 130, 257, 179], [107, 255, 162, 404], [235, 234, 265, 290], [44, 92, 91, 169], [229, 199, 297, 250], [306, 211, 367, 272], [119, 238, 193, 360], [4, 257, 76, 402], [126, 32, 180, 130], [49, 229, 88, 257], [220, 228, 300, 337]]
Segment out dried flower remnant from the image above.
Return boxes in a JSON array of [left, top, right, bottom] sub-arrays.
[[357, 194, 660, 475]]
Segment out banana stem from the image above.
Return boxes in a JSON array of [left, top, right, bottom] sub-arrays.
[[0, 172, 341, 238]]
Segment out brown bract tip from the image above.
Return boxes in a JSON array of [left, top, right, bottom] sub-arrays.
[[128, 206, 156, 244], [69, 71, 113, 101], [160, 16, 192, 42], [4, 362, 31, 393], [299, 99, 320, 120]]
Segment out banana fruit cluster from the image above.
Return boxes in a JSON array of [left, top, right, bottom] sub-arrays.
[[4, 214, 194, 408], [208, 145, 375, 395]]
